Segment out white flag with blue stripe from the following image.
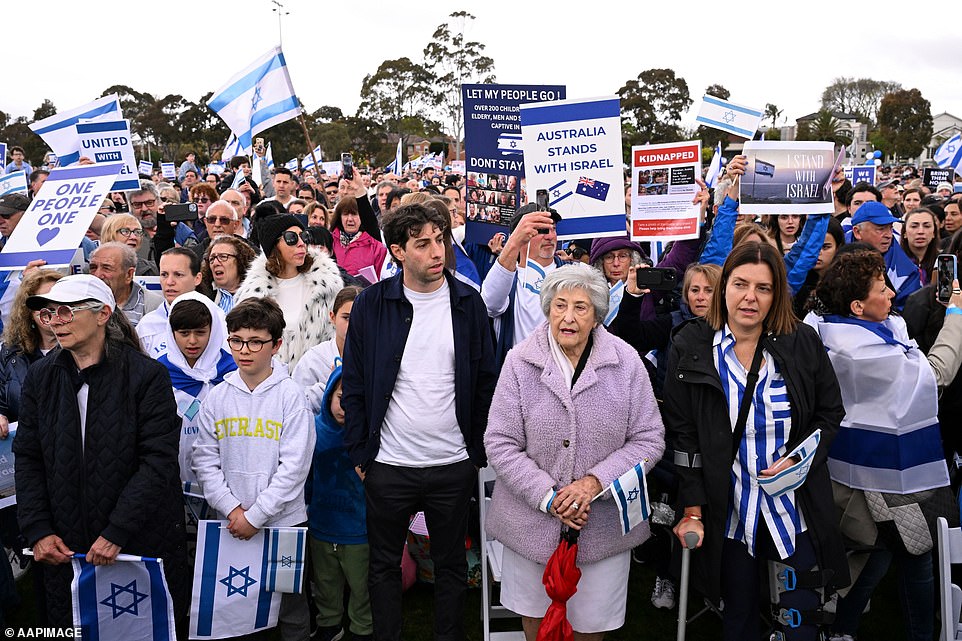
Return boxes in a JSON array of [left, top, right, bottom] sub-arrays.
[[0, 171, 27, 197], [71, 554, 176, 641], [610, 462, 651, 535], [385, 138, 403, 174], [284, 158, 298, 171], [934, 133, 962, 174], [29, 94, 123, 167], [207, 47, 301, 155], [189, 521, 281, 639], [705, 142, 723, 188], [301, 146, 323, 171], [695, 95, 763, 140], [230, 168, 246, 191], [262, 527, 307, 594], [222, 132, 245, 161], [265, 143, 274, 170]]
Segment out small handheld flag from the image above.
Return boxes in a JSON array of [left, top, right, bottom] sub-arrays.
[[600, 462, 651, 535], [935, 133, 962, 174], [705, 143, 722, 188]]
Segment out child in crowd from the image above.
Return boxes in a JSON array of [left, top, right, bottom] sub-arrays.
[[307, 364, 373, 641], [192, 296, 315, 639], [293, 285, 362, 413]]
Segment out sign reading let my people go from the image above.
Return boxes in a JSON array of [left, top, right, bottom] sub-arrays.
[[0, 162, 124, 269]]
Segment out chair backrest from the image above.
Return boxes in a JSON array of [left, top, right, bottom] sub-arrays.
[[937, 517, 962, 641]]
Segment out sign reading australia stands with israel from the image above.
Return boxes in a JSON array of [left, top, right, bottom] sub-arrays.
[[739, 141, 836, 216]]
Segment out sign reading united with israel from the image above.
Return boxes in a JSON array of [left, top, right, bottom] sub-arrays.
[[520, 96, 625, 240], [76, 120, 139, 191]]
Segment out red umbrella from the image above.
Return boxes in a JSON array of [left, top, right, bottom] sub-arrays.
[[536, 528, 582, 641]]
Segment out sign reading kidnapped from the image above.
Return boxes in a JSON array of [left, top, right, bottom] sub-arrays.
[[76, 119, 139, 191], [0, 163, 124, 269]]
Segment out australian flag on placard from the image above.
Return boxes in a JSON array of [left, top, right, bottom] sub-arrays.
[[575, 176, 610, 201]]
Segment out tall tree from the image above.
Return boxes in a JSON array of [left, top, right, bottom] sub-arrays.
[[876, 88, 933, 159], [618, 68, 692, 150], [820, 77, 901, 124], [764, 103, 783, 131], [796, 110, 852, 147], [422, 11, 495, 161], [358, 57, 435, 138]]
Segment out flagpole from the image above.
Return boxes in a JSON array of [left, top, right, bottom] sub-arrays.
[[297, 114, 323, 182]]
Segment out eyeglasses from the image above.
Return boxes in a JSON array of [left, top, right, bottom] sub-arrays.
[[99, 206, 115, 213], [0, 211, 20, 220], [116, 228, 145, 238], [205, 215, 235, 226], [208, 253, 237, 264], [130, 199, 157, 210], [193, 197, 212, 204], [566, 247, 587, 260], [325, 190, 337, 196], [38, 302, 104, 325], [227, 337, 273, 352], [281, 230, 312, 246], [603, 251, 632, 263], [300, 194, 315, 202]]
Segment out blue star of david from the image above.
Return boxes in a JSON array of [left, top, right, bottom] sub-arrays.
[[220, 565, 257, 597], [100, 580, 149, 619], [280, 555, 293, 568], [722, 110, 736, 124], [552, 189, 561, 198], [251, 87, 263, 111], [626, 489, 640, 503], [949, 143, 957, 153], [510, 140, 517, 148]]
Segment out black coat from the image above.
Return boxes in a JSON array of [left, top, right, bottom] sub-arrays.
[[661, 318, 849, 601], [0, 343, 46, 422], [13, 343, 188, 626]]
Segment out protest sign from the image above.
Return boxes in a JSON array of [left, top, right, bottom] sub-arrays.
[[161, 162, 176, 180], [320, 161, 342, 176], [0, 142, 6, 173], [630, 141, 702, 241], [739, 141, 835, 215], [449, 160, 465, 175], [844, 165, 876, 186], [520, 96, 625, 239], [0, 171, 28, 197], [138, 160, 154, 176], [76, 119, 139, 191], [0, 163, 124, 270], [923, 167, 954, 191], [0, 423, 15, 509], [462, 84, 566, 244]]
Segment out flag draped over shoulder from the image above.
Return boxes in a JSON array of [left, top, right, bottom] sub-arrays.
[[207, 47, 301, 156], [71, 555, 176, 641]]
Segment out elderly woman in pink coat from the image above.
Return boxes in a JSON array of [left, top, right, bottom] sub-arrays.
[[485, 262, 665, 641]]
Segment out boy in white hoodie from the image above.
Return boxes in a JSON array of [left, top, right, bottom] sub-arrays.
[[192, 296, 315, 640]]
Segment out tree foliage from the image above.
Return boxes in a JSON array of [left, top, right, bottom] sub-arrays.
[[358, 57, 435, 136], [796, 110, 852, 147], [876, 88, 933, 159], [820, 77, 901, 124], [618, 69, 692, 148], [764, 103, 783, 131]]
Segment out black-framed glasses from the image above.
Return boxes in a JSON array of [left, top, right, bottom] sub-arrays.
[[38, 302, 104, 325], [130, 199, 157, 210], [566, 247, 587, 260], [205, 215, 234, 226], [208, 253, 237, 264], [117, 228, 145, 238], [281, 230, 311, 246], [227, 337, 273, 352], [193, 197, 212, 204]]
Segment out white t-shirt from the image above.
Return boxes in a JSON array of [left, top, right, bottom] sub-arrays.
[[274, 273, 308, 331], [292, 338, 340, 414], [377, 280, 467, 467], [481, 259, 557, 347]]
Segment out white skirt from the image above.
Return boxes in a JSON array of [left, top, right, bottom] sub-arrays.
[[500, 545, 631, 633]]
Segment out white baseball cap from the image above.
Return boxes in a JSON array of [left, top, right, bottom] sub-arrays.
[[26, 274, 116, 311]]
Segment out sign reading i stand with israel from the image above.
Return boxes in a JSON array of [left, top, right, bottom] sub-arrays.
[[739, 141, 836, 216], [0, 163, 124, 270], [29, 94, 122, 167], [0, 171, 28, 197], [76, 120, 139, 191], [519, 96, 624, 239], [695, 95, 764, 139], [630, 141, 702, 242]]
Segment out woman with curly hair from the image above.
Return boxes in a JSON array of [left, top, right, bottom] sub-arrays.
[[200, 235, 257, 315]]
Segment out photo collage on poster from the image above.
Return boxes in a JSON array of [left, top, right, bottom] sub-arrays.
[[466, 172, 523, 227], [636, 168, 670, 197]]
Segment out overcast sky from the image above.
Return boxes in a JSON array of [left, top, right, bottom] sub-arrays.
[[5, 0, 960, 133]]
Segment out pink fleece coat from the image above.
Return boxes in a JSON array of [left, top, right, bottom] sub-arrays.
[[332, 228, 387, 278], [484, 322, 665, 565]]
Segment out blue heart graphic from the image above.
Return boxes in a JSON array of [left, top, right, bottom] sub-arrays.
[[36, 227, 60, 246]]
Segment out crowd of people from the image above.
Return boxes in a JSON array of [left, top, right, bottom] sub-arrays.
[[0, 142, 959, 641]]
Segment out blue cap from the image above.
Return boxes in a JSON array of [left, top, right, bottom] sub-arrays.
[[851, 201, 899, 226]]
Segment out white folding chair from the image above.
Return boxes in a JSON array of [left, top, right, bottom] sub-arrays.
[[937, 516, 962, 641], [478, 465, 526, 641]]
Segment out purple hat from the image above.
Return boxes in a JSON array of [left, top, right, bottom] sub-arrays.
[[588, 236, 648, 265]]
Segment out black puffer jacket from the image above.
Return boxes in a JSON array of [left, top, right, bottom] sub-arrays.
[[13, 343, 188, 626], [0, 343, 46, 422]]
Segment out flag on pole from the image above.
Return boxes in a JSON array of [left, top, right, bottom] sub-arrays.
[[265, 143, 274, 169], [695, 95, 763, 139], [222, 133, 245, 161], [189, 521, 281, 639], [0, 171, 28, 197], [385, 138, 403, 174], [207, 47, 301, 155], [301, 146, 323, 171], [29, 94, 123, 167], [71, 554, 176, 641], [935, 133, 962, 174], [610, 462, 651, 535], [705, 142, 723, 188], [230, 168, 246, 191], [284, 158, 298, 171]]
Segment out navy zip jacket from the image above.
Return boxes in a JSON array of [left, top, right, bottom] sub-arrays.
[[342, 269, 498, 470]]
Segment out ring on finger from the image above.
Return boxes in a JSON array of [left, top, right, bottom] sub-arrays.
[[571, 501, 580, 510]]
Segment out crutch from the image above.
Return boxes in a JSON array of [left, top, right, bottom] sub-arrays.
[[676, 531, 700, 641]]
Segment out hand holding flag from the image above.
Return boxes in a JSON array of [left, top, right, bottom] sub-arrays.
[[591, 461, 651, 535]]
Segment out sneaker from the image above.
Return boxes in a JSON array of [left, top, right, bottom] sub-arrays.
[[650, 576, 677, 609], [312, 626, 344, 641]]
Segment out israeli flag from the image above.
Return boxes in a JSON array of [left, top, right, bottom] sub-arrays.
[[934, 133, 962, 173], [301, 146, 323, 171], [705, 142, 722, 188], [207, 47, 302, 154], [603, 279, 625, 326], [262, 528, 307, 594], [610, 462, 651, 535], [222, 133, 245, 161], [385, 138, 403, 174], [497, 133, 523, 155], [695, 95, 763, 139], [29, 94, 122, 167], [0, 171, 28, 197], [756, 429, 821, 498], [230, 169, 246, 191], [284, 158, 298, 171], [265, 143, 274, 170], [189, 521, 281, 639], [207, 162, 225, 175], [71, 554, 176, 641], [548, 178, 572, 207]]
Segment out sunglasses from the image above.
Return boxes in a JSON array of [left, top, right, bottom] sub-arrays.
[[38, 302, 104, 325], [281, 230, 312, 246], [205, 215, 234, 225], [193, 197, 212, 204]]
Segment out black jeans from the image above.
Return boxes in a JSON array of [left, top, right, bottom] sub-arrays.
[[364, 458, 476, 641]]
